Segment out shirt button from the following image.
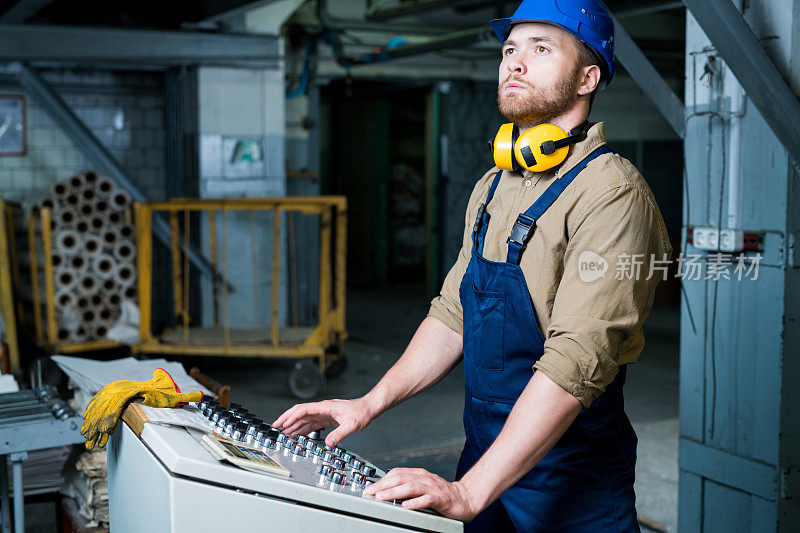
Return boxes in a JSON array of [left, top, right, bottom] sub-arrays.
[[524, 179, 531, 187]]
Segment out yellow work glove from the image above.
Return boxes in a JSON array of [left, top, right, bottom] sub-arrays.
[[81, 368, 203, 450]]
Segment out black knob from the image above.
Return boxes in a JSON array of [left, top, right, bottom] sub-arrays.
[[333, 447, 345, 457], [263, 438, 277, 449], [216, 414, 231, 431], [342, 452, 354, 464], [352, 459, 365, 471], [232, 423, 247, 441], [331, 472, 345, 485], [297, 435, 308, 446], [210, 407, 224, 424], [198, 397, 211, 412], [319, 464, 334, 477], [332, 458, 346, 470], [351, 472, 366, 485], [361, 465, 376, 477], [246, 419, 263, 436], [293, 444, 307, 456]]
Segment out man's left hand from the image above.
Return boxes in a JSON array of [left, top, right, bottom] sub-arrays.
[[362, 468, 479, 522]]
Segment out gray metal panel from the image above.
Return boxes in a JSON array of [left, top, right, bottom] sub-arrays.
[[679, 438, 778, 499], [677, 470, 702, 532], [0, 24, 279, 66], [682, 0, 800, 167], [613, 20, 685, 139], [702, 480, 753, 532]]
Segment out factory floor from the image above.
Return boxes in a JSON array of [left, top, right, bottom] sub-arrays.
[[27, 282, 679, 532]]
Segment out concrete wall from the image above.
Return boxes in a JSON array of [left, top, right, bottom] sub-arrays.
[[0, 70, 167, 205], [196, 66, 288, 330]]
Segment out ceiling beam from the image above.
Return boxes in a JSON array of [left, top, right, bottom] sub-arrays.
[[683, 0, 800, 166], [0, 24, 279, 66], [0, 0, 55, 23], [11, 63, 223, 284], [614, 19, 685, 138]]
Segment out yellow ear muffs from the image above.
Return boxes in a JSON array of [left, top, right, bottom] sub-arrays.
[[492, 122, 519, 172], [514, 123, 571, 172], [492, 121, 589, 173]]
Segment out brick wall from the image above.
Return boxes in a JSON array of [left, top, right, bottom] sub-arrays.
[[0, 69, 167, 206]]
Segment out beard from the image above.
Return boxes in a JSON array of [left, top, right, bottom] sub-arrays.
[[497, 67, 582, 128]]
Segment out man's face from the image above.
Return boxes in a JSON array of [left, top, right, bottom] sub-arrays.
[[497, 22, 584, 128]]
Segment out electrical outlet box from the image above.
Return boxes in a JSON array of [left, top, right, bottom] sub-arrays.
[[689, 227, 748, 252]]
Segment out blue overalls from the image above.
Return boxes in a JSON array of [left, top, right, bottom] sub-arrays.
[[456, 145, 640, 532]]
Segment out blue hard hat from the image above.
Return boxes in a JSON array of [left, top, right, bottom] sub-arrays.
[[491, 0, 616, 83]]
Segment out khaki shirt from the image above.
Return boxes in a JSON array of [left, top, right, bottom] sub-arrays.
[[428, 122, 672, 408]]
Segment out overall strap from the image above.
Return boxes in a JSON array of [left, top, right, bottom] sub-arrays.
[[471, 171, 503, 254], [506, 145, 615, 265]]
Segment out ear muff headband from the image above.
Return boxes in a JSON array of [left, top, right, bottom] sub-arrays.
[[493, 121, 590, 173]]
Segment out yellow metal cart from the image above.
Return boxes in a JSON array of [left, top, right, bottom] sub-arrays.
[[0, 200, 23, 370], [132, 196, 347, 399]]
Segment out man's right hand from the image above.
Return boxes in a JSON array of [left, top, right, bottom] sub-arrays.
[[272, 397, 379, 447]]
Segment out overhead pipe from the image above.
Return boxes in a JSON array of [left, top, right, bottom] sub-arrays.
[[366, 0, 473, 21], [317, 0, 460, 35], [337, 26, 493, 68], [366, 0, 684, 22]]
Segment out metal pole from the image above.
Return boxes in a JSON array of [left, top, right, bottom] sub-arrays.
[[9, 452, 25, 533], [613, 18, 685, 139], [0, 455, 9, 533]]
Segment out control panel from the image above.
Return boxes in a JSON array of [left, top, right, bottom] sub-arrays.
[[198, 397, 385, 500]]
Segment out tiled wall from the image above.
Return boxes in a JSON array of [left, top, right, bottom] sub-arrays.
[[0, 69, 167, 206]]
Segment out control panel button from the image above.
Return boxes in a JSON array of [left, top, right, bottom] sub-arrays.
[[361, 465, 377, 477]]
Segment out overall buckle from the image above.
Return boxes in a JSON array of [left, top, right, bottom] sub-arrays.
[[507, 214, 536, 247], [473, 204, 487, 234]]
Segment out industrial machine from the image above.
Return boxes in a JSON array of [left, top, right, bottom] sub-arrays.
[[0, 386, 84, 533], [107, 398, 462, 532]]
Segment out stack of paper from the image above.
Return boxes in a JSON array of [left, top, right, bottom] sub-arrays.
[[53, 355, 214, 412], [8, 446, 73, 497], [61, 448, 109, 527]]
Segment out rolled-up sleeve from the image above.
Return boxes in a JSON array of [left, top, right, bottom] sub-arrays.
[[533, 183, 672, 408]]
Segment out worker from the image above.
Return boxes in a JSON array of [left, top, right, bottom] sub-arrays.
[[274, 0, 672, 531]]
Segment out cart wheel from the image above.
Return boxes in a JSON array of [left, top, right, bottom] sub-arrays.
[[288, 360, 327, 400], [325, 353, 348, 378]]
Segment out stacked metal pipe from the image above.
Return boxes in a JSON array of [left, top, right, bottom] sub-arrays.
[[39, 171, 137, 343]]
